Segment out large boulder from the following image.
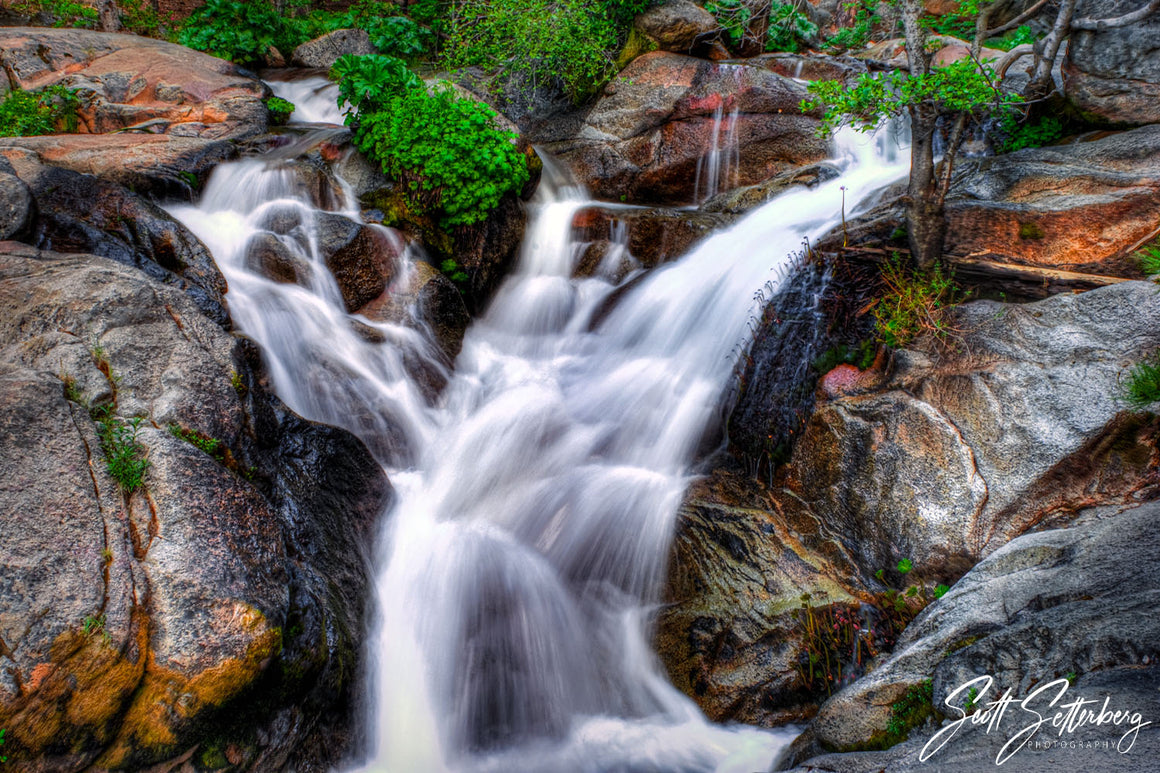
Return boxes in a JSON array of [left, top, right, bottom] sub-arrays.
[[1065, 0, 1160, 127], [0, 165, 32, 241], [0, 134, 237, 200], [0, 242, 391, 770], [785, 280, 1160, 576], [825, 125, 1160, 277], [1, 146, 230, 327], [633, 0, 721, 53], [290, 28, 377, 69], [787, 501, 1160, 770], [316, 213, 403, 313], [0, 27, 269, 139], [542, 51, 828, 204], [663, 281, 1160, 726]]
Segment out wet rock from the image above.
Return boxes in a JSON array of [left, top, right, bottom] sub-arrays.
[[0, 27, 269, 139], [542, 51, 827, 204], [788, 501, 1160, 768], [633, 0, 722, 53], [291, 28, 377, 70], [317, 213, 403, 312], [572, 205, 731, 270], [1065, 0, 1160, 127], [656, 468, 869, 726], [747, 52, 869, 83], [244, 231, 313, 286], [0, 134, 237, 200], [700, 162, 841, 214], [0, 243, 390, 770], [1, 147, 230, 326], [0, 167, 32, 240], [357, 259, 470, 364], [784, 280, 1160, 576]]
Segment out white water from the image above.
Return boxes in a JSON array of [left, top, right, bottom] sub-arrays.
[[693, 103, 741, 205], [169, 81, 910, 772]]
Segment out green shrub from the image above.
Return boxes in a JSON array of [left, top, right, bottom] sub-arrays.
[[178, 0, 292, 65], [873, 255, 962, 349], [994, 112, 1065, 153], [824, 0, 880, 51], [97, 415, 149, 493], [766, 2, 818, 53], [266, 96, 296, 125], [706, 0, 751, 48], [1134, 245, 1160, 278], [1121, 353, 1160, 411], [9, 0, 97, 27], [336, 54, 530, 227], [0, 85, 80, 137], [987, 24, 1038, 51], [443, 0, 649, 101], [168, 424, 226, 462], [885, 680, 936, 746]]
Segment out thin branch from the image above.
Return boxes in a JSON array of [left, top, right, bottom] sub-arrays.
[[983, 0, 1053, 38], [994, 43, 1035, 79], [1072, 0, 1160, 30]]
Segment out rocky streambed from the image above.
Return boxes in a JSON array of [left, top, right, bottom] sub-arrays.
[[1, 3, 1159, 770]]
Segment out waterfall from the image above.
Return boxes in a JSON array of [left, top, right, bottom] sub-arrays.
[[169, 81, 910, 772]]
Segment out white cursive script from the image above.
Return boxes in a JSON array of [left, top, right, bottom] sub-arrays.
[[919, 675, 1152, 765]]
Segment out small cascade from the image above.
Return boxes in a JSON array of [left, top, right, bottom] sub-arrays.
[[170, 70, 911, 773], [693, 102, 741, 205], [267, 74, 347, 125]]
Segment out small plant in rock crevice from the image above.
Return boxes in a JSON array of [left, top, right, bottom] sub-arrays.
[[1120, 352, 1160, 411], [872, 254, 965, 350], [266, 96, 296, 126], [97, 415, 149, 493], [1135, 244, 1160, 280]]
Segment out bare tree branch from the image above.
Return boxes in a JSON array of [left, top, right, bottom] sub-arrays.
[[1073, 0, 1160, 30], [995, 43, 1035, 79], [984, 0, 1053, 38]]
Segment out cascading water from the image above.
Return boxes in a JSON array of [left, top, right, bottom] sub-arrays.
[[169, 81, 910, 773], [693, 102, 741, 205]]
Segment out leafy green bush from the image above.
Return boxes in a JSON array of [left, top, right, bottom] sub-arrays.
[[333, 53, 422, 113], [266, 96, 296, 125], [987, 24, 1038, 51], [1135, 245, 1160, 278], [872, 255, 962, 349], [178, 0, 287, 65], [97, 415, 149, 493], [1121, 353, 1160, 411], [993, 112, 1065, 153], [824, 0, 880, 51], [766, 2, 818, 53], [9, 0, 97, 27], [806, 59, 1016, 134], [444, 0, 649, 101], [0, 85, 80, 137], [706, 0, 751, 48]]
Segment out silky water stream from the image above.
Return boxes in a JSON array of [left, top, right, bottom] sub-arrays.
[[169, 81, 910, 773]]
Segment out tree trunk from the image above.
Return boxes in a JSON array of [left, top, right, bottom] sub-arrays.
[[905, 106, 946, 270], [98, 0, 120, 32]]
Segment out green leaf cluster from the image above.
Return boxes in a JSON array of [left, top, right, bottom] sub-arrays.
[[804, 59, 1017, 134], [872, 255, 963, 349], [766, 2, 818, 53], [177, 0, 292, 65], [443, 0, 649, 101], [335, 55, 530, 228], [265, 96, 296, 126], [1121, 352, 1160, 411], [824, 0, 880, 51], [706, 0, 751, 47], [0, 85, 80, 137], [993, 113, 1064, 153], [9, 0, 97, 28], [96, 415, 149, 493]]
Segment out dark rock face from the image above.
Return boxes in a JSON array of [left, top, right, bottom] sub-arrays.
[[542, 51, 828, 204], [1065, 0, 1160, 127], [291, 29, 377, 69], [786, 501, 1160, 771], [0, 27, 269, 139], [0, 134, 238, 201], [1, 146, 230, 327], [663, 281, 1160, 726], [0, 243, 390, 771], [0, 164, 32, 241], [358, 258, 470, 365], [316, 213, 402, 313]]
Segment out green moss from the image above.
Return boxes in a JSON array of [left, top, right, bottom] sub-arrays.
[[1018, 221, 1045, 240], [833, 679, 939, 752]]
